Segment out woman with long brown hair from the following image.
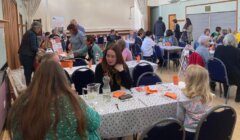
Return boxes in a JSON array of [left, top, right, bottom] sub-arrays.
[[7, 60, 100, 140], [95, 43, 132, 92]]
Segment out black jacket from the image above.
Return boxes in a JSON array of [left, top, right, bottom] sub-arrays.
[[94, 63, 132, 92], [18, 29, 39, 57], [174, 24, 181, 40], [154, 20, 166, 37], [214, 45, 240, 85]]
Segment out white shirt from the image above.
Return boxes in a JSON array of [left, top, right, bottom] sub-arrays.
[[141, 37, 156, 57]]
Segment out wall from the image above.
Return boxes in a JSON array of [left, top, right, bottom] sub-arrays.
[[149, 0, 237, 31], [33, 0, 134, 32]]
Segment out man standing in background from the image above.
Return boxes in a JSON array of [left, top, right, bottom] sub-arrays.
[[154, 16, 166, 42], [70, 19, 86, 34]]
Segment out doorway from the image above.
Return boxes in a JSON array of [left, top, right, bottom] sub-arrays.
[[168, 14, 176, 31]]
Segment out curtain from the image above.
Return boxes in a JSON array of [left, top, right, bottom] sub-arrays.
[[134, 0, 147, 29], [3, 0, 20, 69], [23, 0, 42, 26]]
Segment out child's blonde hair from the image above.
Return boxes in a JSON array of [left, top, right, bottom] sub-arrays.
[[183, 65, 213, 103]]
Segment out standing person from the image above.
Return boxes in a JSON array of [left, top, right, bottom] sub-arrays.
[[177, 65, 213, 140], [94, 44, 132, 92], [154, 17, 166, 42], [18, 21, 42, 85], [67, 24, 86, 57], [70, 19, 86, 34], [173, 19, 181, 42], [74, 35, 103, 64], [181, 18, 193, 44], [7, 60, 101, 139]]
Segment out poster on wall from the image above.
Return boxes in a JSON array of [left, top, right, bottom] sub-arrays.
[[51, 16, 64, 28]]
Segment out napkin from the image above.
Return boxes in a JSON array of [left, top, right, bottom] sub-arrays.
[[164, 92, 177, 99], [113, 90, 126, 98], [145, 86, 158, 94]]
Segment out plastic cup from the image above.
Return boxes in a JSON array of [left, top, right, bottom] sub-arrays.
[[173, 75, 179, 85]]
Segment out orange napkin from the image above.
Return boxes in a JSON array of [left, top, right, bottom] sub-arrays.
[[164, 92, 177, 99], [113, 91, 126, 98], [145, 86, 158, 94], [61, 60, 73, 68]]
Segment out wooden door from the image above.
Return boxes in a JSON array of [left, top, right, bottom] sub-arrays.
[[168, 14, 176, 31], [2, 0, 20, 69]]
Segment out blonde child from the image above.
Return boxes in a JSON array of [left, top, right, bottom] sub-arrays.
[[177, 65, 214, 140]]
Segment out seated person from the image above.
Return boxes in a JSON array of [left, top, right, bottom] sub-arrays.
[[115, 31, 121, 40], [163, 29, 178, 46], [40, 32, 53, 50], [195, 35, 211, 66], [7, 60, 101, 139], [117, 39, 133, 61], [107, 29, 117, 42], [216, 29, 228, 45], [211, 26, 221, 40], [74, 35, 103, 64], [214, 34, 240, 102], [133, 28, 145, 57], [178, 65, 213, 140], [94, 43, 132, 92], [49, 28, 60, 39], [141, 31, 156, 62]]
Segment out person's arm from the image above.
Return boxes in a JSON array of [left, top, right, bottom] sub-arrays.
[[173, 37, 179, 46], [94, 64, 104, 92], [163, 23, 166, 33], [177, 102, 185, 122], [115, 64, 132, 89], [95, 44, 103, 58], [85, 106, 101, 131], [29, 31, 39, 53], [73, 46, 88, 57]]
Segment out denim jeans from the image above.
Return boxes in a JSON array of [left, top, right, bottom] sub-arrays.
[[19, 54, 35, 85]]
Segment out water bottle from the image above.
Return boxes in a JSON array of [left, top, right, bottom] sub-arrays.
[[95, 52, 99, 64], [102, 76, 111, 102]]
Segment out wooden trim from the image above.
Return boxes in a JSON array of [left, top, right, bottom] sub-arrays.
[[185, 0, 236, 9], [168, 14, 176, 29], [0, 19, 9, 23], [177, 19, 185, 22], [147, 6, 151, 31]]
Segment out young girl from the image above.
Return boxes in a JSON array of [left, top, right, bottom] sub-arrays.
[[94, 43, 132, 92], [177, 65, 214, 140]]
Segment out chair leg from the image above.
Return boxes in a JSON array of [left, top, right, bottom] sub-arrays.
[[219, 83, 222, 97], [133, 134, 138, 140], [225, 86, 230, 104]]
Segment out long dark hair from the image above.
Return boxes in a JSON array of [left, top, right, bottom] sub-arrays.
[[183, 18, 192, 29], [7, 60, 87, 140], [102, 43, 127, 85]]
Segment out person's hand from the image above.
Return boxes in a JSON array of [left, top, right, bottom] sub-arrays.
[[114, 64, 124, 72], [68, 44, 72, 50]]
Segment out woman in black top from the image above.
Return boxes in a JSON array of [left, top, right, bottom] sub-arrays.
[[95, 43, 132, 92]]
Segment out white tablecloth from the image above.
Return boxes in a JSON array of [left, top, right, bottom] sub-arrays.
[[64, 60, 158, 76], [80, 83, 188, 138]]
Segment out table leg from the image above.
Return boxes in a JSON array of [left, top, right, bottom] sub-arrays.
[[168, 51, 170, 69]]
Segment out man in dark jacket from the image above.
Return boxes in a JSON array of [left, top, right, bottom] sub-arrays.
[[173, 19, 181, 42], [18, 21, 42, 85], [154, 17, 166, 42], [214, 34, 240, 102]]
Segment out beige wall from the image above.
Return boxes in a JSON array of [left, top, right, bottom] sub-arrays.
[[33, 0, 134, 32]]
